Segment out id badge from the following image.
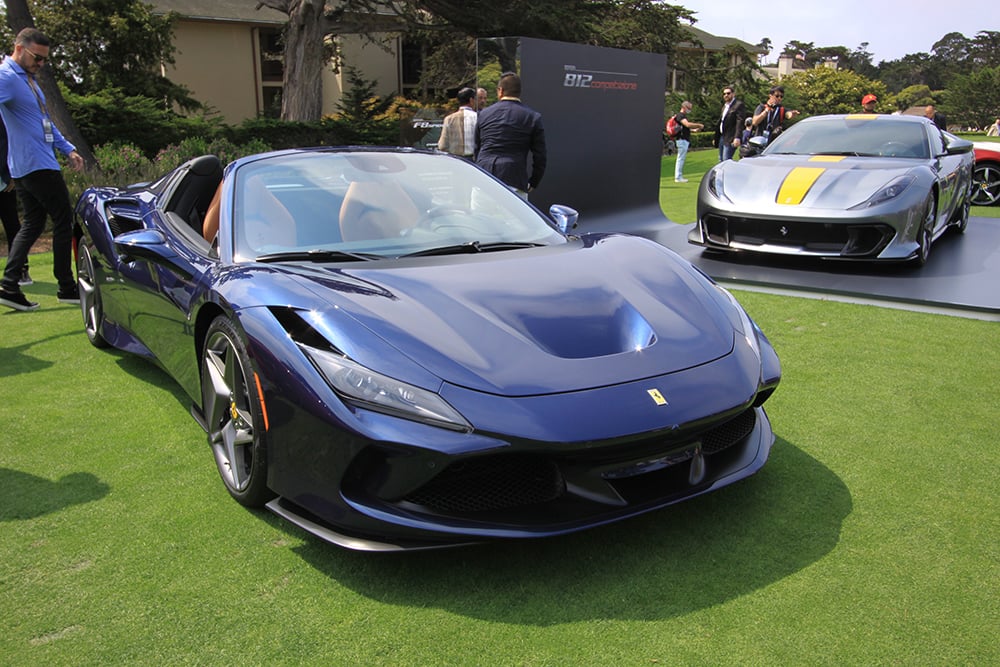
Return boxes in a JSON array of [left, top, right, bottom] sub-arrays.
[[43, 118, 54, 143]]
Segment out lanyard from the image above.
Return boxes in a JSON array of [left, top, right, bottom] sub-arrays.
[[26, 76, 50, 119]]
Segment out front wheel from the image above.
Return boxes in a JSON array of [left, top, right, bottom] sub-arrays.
[[77, 244, 109, 348], [201, 316, 273, 507], [913, 197, 936, 267]]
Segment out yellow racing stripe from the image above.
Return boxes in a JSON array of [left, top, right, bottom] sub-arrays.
[[776, 167, 826, 205], [808, 155, 846, 163]]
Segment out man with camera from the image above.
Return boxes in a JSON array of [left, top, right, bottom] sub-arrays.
[[751, 85, 799, 144]]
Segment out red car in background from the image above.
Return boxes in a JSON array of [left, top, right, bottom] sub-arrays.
[[973, 142, 1000, 206]]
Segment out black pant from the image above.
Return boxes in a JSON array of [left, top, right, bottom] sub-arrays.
[[0, 188, 20, 255], [2, 169, 74, 293]]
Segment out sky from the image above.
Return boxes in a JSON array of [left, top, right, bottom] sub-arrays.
[[678, 0, 994, 64]]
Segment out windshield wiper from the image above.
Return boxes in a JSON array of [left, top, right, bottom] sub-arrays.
[[400, 241, 545, 258], [255, 249, 382, 263]]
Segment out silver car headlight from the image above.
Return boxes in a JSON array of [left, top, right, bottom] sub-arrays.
[[851, 174, 916, 209], [303, 346, 472, 432], [706, 167, 731, 202]]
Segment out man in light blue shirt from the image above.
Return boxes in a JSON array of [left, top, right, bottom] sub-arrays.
[[0, 28, 84, 311]]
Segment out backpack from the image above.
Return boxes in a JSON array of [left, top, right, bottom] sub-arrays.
[[665, 114, 681, 138]]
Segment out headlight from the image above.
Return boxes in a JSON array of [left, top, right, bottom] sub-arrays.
[[851, 174, 916, 209], [303, 346, 472, 432], [706, 167, 731, 202], [714, 284, 761, 361]]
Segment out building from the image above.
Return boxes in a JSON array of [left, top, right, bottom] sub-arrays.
[[148, 0, 401, 123], [670, 25, 762, 91]]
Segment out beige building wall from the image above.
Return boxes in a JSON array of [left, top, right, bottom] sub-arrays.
[[321, 35, 402, 117], [163, 20, 264, 123]]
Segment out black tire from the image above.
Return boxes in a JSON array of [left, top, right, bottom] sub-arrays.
[[954, 190, 970, 234], [77, 244, 110, 348], [201, 316, 273, 507], [913, 197, 936, 267]]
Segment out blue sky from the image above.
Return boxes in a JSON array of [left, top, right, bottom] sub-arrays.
[[679, 0, 994, 64]]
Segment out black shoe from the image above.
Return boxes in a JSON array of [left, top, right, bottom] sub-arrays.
[[57, 285, 80, 304], [18, 266, 32, 286], [0, 289, 40, 311]]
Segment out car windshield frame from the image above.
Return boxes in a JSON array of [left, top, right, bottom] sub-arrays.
[[762, 116, 932, 160], [229, 150, 565, 262]]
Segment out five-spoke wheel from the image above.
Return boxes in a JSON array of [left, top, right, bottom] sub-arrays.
[[971, 163, 1000, 206], [77, 243, 109, 348], [201, 316, 273, 507]]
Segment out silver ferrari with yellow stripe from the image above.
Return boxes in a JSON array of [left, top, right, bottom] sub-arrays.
[[689, 114, 975, 265]]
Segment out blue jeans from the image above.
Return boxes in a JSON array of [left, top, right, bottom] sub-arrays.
[[2, 169, 75, 293], [674, 139, 690, 180], [719, 141, 737, 161]]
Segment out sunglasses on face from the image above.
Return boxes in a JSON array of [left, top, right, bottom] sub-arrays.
[[23, 47, 48, 64]]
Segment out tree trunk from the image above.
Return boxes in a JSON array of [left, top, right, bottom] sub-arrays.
[[280, 0, 327, 121], [4, 0, 98, 171]]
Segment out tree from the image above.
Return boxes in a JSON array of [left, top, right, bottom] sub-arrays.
[[780, 67, 888, 116], [2, 0, 96, 169], [256, 0, 698, 121], [944, 65, 1000, 129], [24, 0, 196, 109]]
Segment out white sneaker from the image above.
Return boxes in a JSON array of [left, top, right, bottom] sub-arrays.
[[675, 178, 689, 183]]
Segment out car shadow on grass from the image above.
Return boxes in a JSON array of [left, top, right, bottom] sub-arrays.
[[286, 436, 850, 623]]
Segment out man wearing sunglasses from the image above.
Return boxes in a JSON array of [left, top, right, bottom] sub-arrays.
[[0, 28, 83, 311], [750, 85, 800, 144]]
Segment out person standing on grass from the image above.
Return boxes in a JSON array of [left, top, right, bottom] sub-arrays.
[[0, 28, 84, 312], [673, 100, 703, 183], [0, 115, 30, 287]]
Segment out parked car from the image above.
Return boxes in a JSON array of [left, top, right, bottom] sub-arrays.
[[972, 141, 1000, 206], [74, 147, 780, 551], [690, 114, 975, 265]]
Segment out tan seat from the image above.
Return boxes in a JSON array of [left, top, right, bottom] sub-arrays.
[[339, 180, 420, 242], [242, 175, 297, 249], [202, 181, 222, 243]]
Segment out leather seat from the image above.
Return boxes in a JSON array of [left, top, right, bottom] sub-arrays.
[[339, 180, 420, 242], [242, 175, 297, 250]]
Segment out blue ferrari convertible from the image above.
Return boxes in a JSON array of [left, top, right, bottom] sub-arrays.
[[74, 147, 781, 550]]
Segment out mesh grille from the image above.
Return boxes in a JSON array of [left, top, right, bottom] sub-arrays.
[[402, 456, 564, 514], [701, 408, 756, 454]]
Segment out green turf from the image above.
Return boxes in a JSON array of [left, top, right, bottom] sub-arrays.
[[1, 218, 997, 664]]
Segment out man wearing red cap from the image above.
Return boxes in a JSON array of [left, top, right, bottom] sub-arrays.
[[861, 94, 878, 113]]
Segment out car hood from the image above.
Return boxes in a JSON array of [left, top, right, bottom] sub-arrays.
[[284, 235, 737, 396], [715, 155, 921, 211]]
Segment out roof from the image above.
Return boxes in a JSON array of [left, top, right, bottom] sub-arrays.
[[147, 0, 287, 25], [679, 25, 762, 54]]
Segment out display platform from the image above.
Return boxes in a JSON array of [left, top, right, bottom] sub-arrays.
[[622, 216, 1000, 320]]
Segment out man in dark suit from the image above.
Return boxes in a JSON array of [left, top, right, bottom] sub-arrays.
[[474, 72, 546, 198], [715, 86, 746, 161]]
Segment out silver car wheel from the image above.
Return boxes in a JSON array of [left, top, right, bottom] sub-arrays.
[[971, 164, 1000, 206], [915, 198, 936, 266], [77, 244, 109, 348], [201, 317, 271, 506]]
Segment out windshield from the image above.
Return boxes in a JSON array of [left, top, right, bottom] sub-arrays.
[[763, 116, 931, 160], [231, 151, 564, 260]]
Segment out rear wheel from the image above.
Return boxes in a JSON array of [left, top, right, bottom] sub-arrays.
[[77, 244, 109, 348], [971, 164, 1000, 206], [201, 316, 273, 507]]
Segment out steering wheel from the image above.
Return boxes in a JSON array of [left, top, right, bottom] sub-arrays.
[[877, 141, 910, 157], [415, 206, 478, 233]]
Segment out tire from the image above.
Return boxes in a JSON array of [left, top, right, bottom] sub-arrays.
[[77, 244, 110, 348], [913, 197, 936, 267], [954, 189, 970, 234], [971, 164, 1000, 206], [201, 316, 273, 507]]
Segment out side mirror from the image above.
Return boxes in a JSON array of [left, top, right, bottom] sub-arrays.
[[114, 229, 194, 280], [549, 204, 579, 234]]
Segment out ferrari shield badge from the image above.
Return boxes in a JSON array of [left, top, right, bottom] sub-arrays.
[[646, 389, 668, 406]]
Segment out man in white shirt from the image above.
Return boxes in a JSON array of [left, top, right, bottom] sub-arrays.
[[438, 88, 477, 158]]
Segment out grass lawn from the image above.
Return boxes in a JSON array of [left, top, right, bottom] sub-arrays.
[[2, 181, 998, 664]]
